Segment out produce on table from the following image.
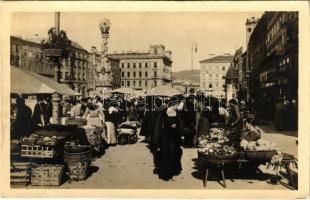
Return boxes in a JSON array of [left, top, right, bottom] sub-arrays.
[[240, 138, 278, 151], [198, 143, 236, 157], [20, 134, 65, 146], [209, 128, 226, 140]]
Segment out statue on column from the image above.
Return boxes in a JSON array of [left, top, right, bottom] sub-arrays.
[[96, 18, 111, 86], [99, 19, 110, 56]]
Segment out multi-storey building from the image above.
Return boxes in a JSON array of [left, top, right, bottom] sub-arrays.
[[108, 45, 172, 91], [248, 12, 298, 120], [10, 35, 91, 97], [11, 36, 54, 78], [199, 55, 234, 97]]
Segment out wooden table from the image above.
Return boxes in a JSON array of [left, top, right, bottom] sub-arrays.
[[198, 153, 236, 188]]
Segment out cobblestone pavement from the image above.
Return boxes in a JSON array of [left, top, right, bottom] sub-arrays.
[[52, 124, 297, 190]]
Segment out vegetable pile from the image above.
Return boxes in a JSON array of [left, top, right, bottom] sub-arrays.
[[198, 143, 236, 157], [240, 139, 278, 151]]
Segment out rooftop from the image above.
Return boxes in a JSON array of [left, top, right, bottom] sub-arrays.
[[11, 35, 87, 52], [199, 55, 234, 63], [108, 52, 172, 62], [226, 65, 239, 79]]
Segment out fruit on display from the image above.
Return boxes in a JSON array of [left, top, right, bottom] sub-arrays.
[[240, 138, 278, 151], [20, 134, 65, 146], [198, 143, 236, 157], [197, 134, 229, 147], [209, 128, 226, 140]]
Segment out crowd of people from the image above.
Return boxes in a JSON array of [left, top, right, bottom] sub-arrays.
[[11, 90, 298, 181]]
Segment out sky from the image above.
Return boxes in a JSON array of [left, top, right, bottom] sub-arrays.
[[11, 12, 263, 72]]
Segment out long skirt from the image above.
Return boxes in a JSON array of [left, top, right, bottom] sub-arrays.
[[194, 117, 210, 145], [105, 121, 117, 145], [158, 127, 182, 180]]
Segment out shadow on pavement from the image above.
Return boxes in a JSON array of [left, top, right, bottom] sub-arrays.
[[191, 158, 271, 182]]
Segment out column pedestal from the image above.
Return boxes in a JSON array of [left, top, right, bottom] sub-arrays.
[[51, 92, 61, 124]]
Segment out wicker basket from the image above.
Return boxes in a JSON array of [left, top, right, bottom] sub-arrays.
[[10, 162, 31, 186], [66, 118, 87, 126], [63, 144, 94, 162], [21, 145, 55, 158], [198, 151, 237, 163], [83, 126, 103, 147], [243, 150, 277, 162], [66, 161, 89, 181], [31, 164, 64, 186]]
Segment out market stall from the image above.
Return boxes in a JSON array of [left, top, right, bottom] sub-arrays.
[[10, 66, 102, 187], [196, 124, 298, 189]]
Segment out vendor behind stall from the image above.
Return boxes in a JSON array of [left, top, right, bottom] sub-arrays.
[[32, 96, 46, 127], [228, 99, 243, 131], [242, 119, 261, 141], [12, 96, 32, 139], [70, 99, 82, 117]]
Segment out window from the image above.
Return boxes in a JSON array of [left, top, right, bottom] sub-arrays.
[[154, 80, 157, 86], [133, 63, 136, 68], [222, 66, 225, 71], [121, 63, 124, 68], [286, 57, 290, 63], [145, 63, 148, 68], [133, 72, 136, 77], [222, 76, 226, 79], [60, 72, 63, 79], [209, 84, 212, 89], [127, 63, 130, 68], [139, 71, 142, 77], [145, 81, 148, 86], [154, 62, 157, 68], [65, 72, 69, 79], [145, 71, 148, 77], [122, 72, 125, 77], [139, 81, 142, 87], [139, 63, 142, 68], [127, 81, 130, 87], [154, 71, 157, 77], [133, 81, 136, 86], [127, 72, 130, 77]]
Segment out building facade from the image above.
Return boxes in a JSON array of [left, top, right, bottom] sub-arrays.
[[199, 55, 234, 97], [248, 12, 298, 120], [109, 45, 173, 91], [11, 36, 54, 78], [10, 36, 92, 97]]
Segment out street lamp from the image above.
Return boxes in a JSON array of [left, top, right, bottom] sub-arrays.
[[41, 12, 72, 124]]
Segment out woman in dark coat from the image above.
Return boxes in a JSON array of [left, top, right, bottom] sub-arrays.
[[157, 105, 183, 180]]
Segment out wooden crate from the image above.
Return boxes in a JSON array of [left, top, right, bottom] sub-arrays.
[[21, 145, 55, 158], [10, 162, 31, 186], [31, 164, 64, 186]]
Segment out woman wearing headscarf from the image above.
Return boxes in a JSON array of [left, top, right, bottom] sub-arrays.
[[157, 100, 183, 180], [83, 102, 107, 141], [104, 104, 119, 145], [194, 94, 210, 146]]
